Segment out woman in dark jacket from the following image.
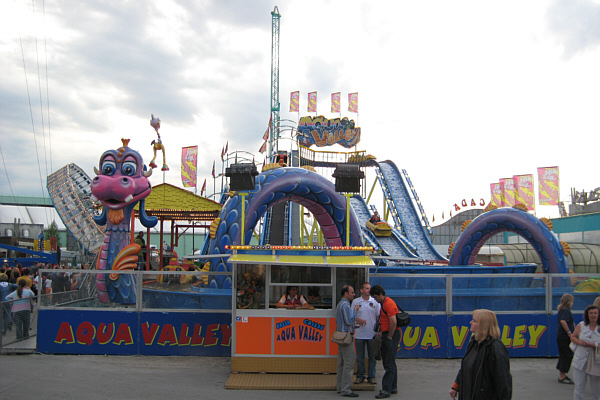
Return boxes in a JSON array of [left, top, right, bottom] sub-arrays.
[[449, 309, 512, 400]]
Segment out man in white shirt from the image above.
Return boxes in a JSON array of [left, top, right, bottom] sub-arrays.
[[351, 282, 381, 384]]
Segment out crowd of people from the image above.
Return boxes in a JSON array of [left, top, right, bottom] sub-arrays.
[[334, 281, 514, 399], [1, 261, 84, 340], [556, 294, 600, 400], [334, 282, 417, 398]]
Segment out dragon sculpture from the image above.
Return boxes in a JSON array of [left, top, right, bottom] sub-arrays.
[[91, 139, 157, 304]]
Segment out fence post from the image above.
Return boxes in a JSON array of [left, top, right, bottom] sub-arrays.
[[446, 274, 453, 316], [136, 270, 143, 313]]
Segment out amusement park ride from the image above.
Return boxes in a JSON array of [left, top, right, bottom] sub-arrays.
[[37, 7, 592, 370]]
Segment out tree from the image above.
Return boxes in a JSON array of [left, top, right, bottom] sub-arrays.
[[46, 220, 62, 248]]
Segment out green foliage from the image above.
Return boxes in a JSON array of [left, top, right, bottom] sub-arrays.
[[46, 220, 62, 247]]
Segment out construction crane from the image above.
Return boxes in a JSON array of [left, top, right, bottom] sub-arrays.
[[268, 6, 281, 160]]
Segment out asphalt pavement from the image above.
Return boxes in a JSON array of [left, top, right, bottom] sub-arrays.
[[0, 353, 583, 399]]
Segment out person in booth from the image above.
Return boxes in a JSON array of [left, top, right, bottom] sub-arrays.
[[276, 286, 313, 309]]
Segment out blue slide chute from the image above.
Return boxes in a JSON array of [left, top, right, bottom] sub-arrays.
[[349, 194, 418, 259], [374, 160, 446, 261]]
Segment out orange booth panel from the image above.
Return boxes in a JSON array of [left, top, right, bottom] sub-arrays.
[[274, 317, 328, 355], [236, 317, 272, 355]]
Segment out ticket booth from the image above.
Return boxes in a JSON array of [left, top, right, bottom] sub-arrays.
[[228, 245, 374, 374]]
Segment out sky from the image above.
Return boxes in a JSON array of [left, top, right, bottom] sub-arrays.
[[1, 0, 600, 228]]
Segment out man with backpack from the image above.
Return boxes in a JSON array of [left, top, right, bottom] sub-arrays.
[[370, 284, 401, 399]]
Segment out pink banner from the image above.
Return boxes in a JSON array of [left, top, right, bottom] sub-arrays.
[[308, 91, 317, 113], [348, 93, 358, 113], [513, 174, 535, 210], [290, 91, 299, 112], [538, 166, 559, 205], [331, 92, 340, 113], [499, 178, 515, 207], [490, 183, 503, 206], [181, 146, 198, 188]]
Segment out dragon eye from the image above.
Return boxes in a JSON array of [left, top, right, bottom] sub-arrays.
[[122, 161, 137, 176], [101, 160, 116, 175]]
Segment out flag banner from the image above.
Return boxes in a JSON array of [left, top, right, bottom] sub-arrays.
[[513, 174, 535, 210], [220, 146, 225, 162], [201, 179, 207, 196], [538, 166, 559, 205], [258, 140, 267, 153], [331, 92, 340, 113], [262, 115, 272, 141], [308, 91, 317, 113], [490, 183, 503, 206], [290, 91, 299, 112], [180, 146, 198, 187], [348, 92, 358, 113], [224, 141, 228, 154], [499, 177, 516, 207], [211, 161, 215, 178], [297, 115, 361, 148]]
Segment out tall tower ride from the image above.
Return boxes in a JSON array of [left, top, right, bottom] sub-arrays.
[[268, 6, 281, 160]]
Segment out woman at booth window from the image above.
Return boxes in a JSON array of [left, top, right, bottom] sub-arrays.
[[276, 286, 312, 309]]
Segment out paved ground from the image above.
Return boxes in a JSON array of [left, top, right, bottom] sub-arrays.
[[0, 353, 585, 399]]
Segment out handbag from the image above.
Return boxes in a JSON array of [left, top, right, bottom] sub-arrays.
[[332, 330, 353, 346], [569, 342, 577, 352], [371, 322, 383, 360], [382, 299, 411, 327]]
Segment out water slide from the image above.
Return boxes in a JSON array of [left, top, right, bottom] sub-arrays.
[[374, 160, 447, 261], [349, 195, 418, 259]]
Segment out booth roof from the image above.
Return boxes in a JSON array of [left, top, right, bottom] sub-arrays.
[[228, 253, 374, 267], [135, 183, 222, 221]]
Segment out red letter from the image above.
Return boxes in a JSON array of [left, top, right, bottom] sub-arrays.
[[157, 324, 178, 346], [205, 323, 219, 347], [191, 324, 204, 346], [141, 322, 160, 345], [54, 322, 75, 344], [97, 323, 115, 345], [76, 321, 96, 346], [178, 324, 192, 346], [220, 324, 232, 347], [113, 323, 134, 345]]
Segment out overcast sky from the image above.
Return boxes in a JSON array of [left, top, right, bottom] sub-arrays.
[[1, 0, 599, 227]]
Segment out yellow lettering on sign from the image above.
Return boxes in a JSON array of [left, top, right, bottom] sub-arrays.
[[402, 327, 421, 350], [528, 325, 547, 348], [501, 325, 513, 348], [451, 326, 470, 348], [513, 325, 527, 348], [420, 326, 440, 349]]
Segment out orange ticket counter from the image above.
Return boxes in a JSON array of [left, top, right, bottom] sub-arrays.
[[227, 245, 373, 373]]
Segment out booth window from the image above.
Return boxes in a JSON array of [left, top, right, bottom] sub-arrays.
[[236, 265, 265, 309], [270, 265, 332, 309], [335, 267, 366, 305]]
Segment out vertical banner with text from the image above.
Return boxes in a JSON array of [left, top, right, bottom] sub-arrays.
[[181, 146, 198, 188], [513, 174, 535, 210], [331, 92, 340, 113], [290, 91, 299, 112], [308, 91, 317, 113], [499, 177, 516, 207], [538, 166, 559, 205], [490, 183, 504, 207], [348, 92, 358, 113]]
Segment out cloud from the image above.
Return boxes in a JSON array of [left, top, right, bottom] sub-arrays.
[[547, 0, 600, 57]]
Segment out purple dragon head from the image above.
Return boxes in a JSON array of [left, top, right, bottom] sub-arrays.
[[91, 139, 152, 213]]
